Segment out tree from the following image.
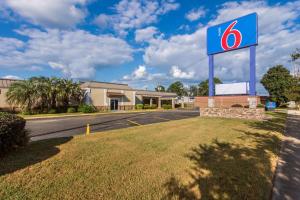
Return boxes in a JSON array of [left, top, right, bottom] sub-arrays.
[[167, 81, 187, 96], [198, 77, 222, 96], [261, 65, 294, 105], [6, 79, 37, 113], [188, 85, 199, 97], [6, 77, 83, 113], [155, 85, 165, 92], [291, 48, 300, 61], [284, 77, 300, 103]]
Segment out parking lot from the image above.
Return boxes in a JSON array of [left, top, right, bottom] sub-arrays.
[[27, 110, 199, 141]]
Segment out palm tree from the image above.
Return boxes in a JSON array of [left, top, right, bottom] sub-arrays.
[[30, 76, 51, 112], [6, 77, 83, 113], [56, 79, 83, 110], [6, 80, 38, 113]]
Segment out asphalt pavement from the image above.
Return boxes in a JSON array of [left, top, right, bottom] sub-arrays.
[[272, 111, 300, 200], [26, 110, 199, 141]]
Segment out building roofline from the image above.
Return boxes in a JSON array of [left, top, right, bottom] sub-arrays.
[[81, 80, 129, 86], [0, 78, 20, 81], [135, 89, 176, 94]]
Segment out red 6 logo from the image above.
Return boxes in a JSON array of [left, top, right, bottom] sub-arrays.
[[221, 20, 242, 50]]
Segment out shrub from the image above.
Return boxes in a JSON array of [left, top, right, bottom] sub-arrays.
[[143, 104, 151, 109], [162, 104, 172, 109], [48, 109, 57, 114], [150, 104, 157, 109], [67, 107, 77, 113], [135, 104, 144, 109], [257, 104, 265, 108], [0, 112, 28, 156], [231, 104, 243, 108], [78, 104, 97, 113], [21, 110, 32, 115]]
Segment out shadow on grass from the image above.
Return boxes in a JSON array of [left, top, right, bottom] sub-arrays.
[[0, 137, 72, 176], [246, 111, 286, 134], [163, 114, 284, 200]]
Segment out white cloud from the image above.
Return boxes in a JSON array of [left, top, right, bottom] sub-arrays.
[[135, 26, 160, 42], [121, 64, 196, 90], [142, 1, 300, 93], [122, 65, 165, 84], [2, 75, 22, 80], [170, 65, 195, 79], [123, 65, 147, 80], [94, 0, 179, 36], [3, 0, 88, 28], [185, 7, 206, 21], [0, 37, 24, 54], [0, 29, 134, 79]]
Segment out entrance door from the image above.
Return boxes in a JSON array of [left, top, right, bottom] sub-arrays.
[[110, 99, 119, 110]]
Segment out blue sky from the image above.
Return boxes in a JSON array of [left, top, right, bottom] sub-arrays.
[[0, 0, 299, 94]]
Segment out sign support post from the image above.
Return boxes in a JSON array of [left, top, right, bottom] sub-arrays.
[[208, 55, 214, 97], [249, 45, 256, 96], [208, 55, 215, 107]]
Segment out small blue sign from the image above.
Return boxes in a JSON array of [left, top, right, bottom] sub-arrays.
[[266, 102, 276, 110], [207, 13, 258, 55]]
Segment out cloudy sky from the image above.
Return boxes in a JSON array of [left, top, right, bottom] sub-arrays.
[[0, 0, 299, 94]]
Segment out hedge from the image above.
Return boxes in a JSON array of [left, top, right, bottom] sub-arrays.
[[67, 107, 77, 113], [162, 104, 172, 109], [0, 112, 28, 156], [135, 104, 144, 109], [78, 104, 97, 113]]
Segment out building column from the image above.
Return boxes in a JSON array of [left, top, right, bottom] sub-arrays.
[[158, 97, 161, 109], [150, 98, 153, 106], [172, 98, 175, 109]]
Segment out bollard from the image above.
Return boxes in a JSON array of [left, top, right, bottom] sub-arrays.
[[86, 124, 90, 136]]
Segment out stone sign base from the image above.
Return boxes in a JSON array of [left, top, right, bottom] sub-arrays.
[[200, 107, 265, 120]]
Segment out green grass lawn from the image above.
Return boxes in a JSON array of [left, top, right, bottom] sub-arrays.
[[19, 109, 162, 120], [0, 112, 286, 200]]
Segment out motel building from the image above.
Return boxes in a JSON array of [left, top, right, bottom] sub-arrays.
[[0, 79, 14, 110], [81, 81, 177, 111], [0, 79, 177, 111]]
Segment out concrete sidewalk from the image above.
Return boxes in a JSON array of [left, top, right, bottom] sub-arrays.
[[272, 110, 300, 200]]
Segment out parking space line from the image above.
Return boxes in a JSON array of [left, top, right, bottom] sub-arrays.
[[153, 116, 170, 121], [126, 119, 142, 126]]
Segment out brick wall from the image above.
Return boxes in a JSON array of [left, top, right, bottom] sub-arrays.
[[195, 95, 263, 108]]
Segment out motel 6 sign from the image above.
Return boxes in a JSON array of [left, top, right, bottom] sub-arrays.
[[206, 13, 258, 96]]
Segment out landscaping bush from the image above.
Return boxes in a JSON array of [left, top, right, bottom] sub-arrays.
[[150, 104, 157, 109], [67, 107, 77, 113], [78, 104, 97, 113], [143, 104, 151, 109], [0, 112, 28, 156], [162, 104, 172, 109], [257, 104, 265, 108], [48, 108, 57, 114], [21, 109, 32, 115], [135, 104, 144, 109], [231, 104, 243, 108]]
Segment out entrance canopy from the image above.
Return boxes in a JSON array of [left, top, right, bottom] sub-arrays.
[[107, 89, 125, 96]]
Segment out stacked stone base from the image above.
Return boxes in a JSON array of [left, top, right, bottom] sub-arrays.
[[200, 107, 265, 120]]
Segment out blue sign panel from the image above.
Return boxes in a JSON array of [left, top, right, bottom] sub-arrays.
[[266, 102, 276, 110], [207, 13, 258, 55]]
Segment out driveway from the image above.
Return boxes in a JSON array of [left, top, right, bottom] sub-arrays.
[[27, 110, 199, 141], [272, 110, 300, 200]]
